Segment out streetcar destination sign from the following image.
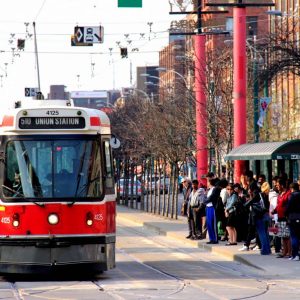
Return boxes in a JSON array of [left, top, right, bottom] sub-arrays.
[[19, 117, 86, 129]]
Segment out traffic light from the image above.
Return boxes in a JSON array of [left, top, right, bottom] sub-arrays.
[[36, 92, 44, 100], [120, 47, 128, 58], [17, 39, 25, 50]]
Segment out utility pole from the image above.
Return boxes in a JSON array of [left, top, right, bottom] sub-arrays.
[[33, 22, 41, 94], [194, 0, 207, 186], [252, 36, 259, 143], [207, 0, 274, 183]]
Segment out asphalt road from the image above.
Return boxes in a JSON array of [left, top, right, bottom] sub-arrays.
[[0, 216, 299, 299]]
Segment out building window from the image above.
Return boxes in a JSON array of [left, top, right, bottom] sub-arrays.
[[225, 16, 258, 37], [247, 16, 258, 36], [226, 18, 233, 35]]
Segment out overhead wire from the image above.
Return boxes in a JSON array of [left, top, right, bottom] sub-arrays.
[[34, 0, 48, 21]]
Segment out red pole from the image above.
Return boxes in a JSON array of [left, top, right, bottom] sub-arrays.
[[194, 34, 208, 186], [233, 7, 247, 183]]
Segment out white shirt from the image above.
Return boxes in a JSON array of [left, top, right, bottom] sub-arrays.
[[190, 189, 199, 207], [269, 190, 278, 222]]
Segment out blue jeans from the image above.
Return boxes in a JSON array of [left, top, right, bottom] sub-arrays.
[[256, 215, 271, 255], [206, 206, 218, 242], [289, 221, 300, 258]]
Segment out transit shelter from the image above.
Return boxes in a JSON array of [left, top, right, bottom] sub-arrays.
[[225, 140, 300, 182]]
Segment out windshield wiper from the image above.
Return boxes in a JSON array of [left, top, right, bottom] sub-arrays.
[[2, 185, 24, 198], [68, 176, 100, 206], [1, 185, 44, 207]]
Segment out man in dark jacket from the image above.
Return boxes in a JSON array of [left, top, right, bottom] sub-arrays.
[[182, 178, 194, 239], [286, 182, 300, 261]]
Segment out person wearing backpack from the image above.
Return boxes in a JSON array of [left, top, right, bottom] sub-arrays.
[[245, 184, 271, 255]]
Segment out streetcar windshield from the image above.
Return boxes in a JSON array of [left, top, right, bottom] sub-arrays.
[[2, 138, 103, 200]]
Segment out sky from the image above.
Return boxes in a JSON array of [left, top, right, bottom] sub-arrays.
[[0, 0, 185, 108]]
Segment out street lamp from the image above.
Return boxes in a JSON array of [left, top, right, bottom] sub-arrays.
[[144, 81, 173, 95], [126, 88, 151, 103], [156, 67, 188, 87], [266, 10, 283, 17]]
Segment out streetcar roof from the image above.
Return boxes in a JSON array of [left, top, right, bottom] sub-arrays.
[[0, 99, 110, 135]]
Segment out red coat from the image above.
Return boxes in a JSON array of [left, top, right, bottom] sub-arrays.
[[276, 190, 291, 219]]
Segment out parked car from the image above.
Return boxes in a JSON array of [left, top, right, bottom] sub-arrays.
[[116, 178, 143, 201], [144, 175, 159, 193], [156, 177, 170, 194]]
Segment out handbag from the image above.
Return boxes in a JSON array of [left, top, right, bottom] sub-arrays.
[[252, 193, 266, 219], [268, 226, 279, 235]]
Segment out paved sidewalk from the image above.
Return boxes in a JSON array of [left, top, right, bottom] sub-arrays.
[[117, 205, 300, 276]]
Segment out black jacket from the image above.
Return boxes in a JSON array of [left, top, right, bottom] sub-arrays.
[[244, 191, 269, 223], [286, 191, 300, 221]]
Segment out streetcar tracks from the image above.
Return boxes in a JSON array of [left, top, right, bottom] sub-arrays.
[[116, 220, 271, 300], [9, 282, 24, 300]]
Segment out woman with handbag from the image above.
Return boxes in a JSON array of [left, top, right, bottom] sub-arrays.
[[273, 178, 292, 258], [224, 183, 238, 245], [245, 184, 271, 255]]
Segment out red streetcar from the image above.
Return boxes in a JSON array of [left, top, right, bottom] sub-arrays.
[[0, 100, 116, 273]]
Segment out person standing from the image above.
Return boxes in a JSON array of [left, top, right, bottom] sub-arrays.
[[269, 176, 280, 254], [257, 182, 271, 255], [244, 184, 271, 255], [189, 180, 202, 240], [234, 183, 248, 242], [182, 178, 194, 239], [220, 179, 229, 241], [286, 182, 300, 261], [273, 178, 291, 258], [216, 179, 228, 241], [204, 178, 220, 244], [224, 183, 238, 245]]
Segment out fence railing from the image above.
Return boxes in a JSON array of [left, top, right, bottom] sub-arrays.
[[115, 157, 180, 219]]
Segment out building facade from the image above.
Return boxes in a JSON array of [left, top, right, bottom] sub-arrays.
[[136, 66, 159, 102]]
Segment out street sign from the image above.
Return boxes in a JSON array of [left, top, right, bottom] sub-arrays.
[[74, 26, 104, 44], [84, 26, 104, 43], [74, 26, 84, 43], [71, 35, 92, 47], [118, 0, 142, 7], [25, 87, 38, 97]]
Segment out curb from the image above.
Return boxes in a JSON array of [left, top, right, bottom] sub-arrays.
[[117, 211, 265, 271]]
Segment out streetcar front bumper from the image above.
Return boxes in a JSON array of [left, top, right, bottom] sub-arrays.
[[0, 235, 115, 273]]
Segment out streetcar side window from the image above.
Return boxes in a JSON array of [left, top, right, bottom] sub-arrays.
[[103, 141, 114, 188], [3, 142, 20, 197], [5, 142, 18, 185]]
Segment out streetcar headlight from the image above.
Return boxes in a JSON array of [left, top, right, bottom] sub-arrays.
[[86, 212, 93, 226], [48, 213, 59, 225], [13, 220, 19, 227], [12, 213, 20, 227]]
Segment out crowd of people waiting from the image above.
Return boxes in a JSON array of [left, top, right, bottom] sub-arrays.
[[181, 171, 300, 260]]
